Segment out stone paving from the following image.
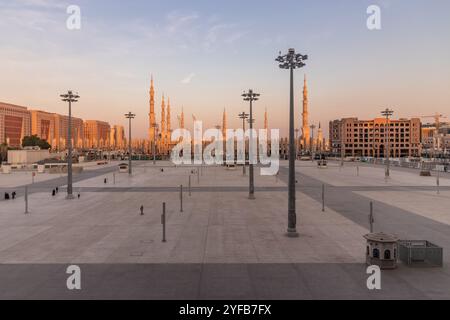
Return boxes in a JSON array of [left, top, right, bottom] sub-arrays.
[[0, 160, 449, 299]]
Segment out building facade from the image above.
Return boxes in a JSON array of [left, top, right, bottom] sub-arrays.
[[110, 125, 126, 150], [84, 120, 111, 149], [0, 102, 31, 148], [53, 114, 84, 151], [329, 117, 421, 158], [30, 110, 56, 147]]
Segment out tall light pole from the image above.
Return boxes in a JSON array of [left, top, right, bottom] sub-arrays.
[[239, 112, 249, 175], [276, 48, 308, 237], [295, 128, 300, 159], [242, 90, 260, 200], [125, 112, 136, 175], [152, 122, 159, 165], [381, 108, 394, 178], [60, 90, 79, 200], [310, 124, 316, 155]]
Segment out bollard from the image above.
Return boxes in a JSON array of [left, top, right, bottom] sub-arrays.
[[369, 202, 374, 233], [113, 173, 116, 185], [357, 165, 360, 177], [197, 168, 200, 184], [180, 185, 184, 212], [322, 184, 325, 212], [162, 202, 167, 242], [189, 176, 192, 196], [25, 186, 29, 214], [437, 171, 440, 195]]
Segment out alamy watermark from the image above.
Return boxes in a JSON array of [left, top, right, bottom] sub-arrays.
[[66, 5, 81, 30], [171, 121, 280, 176]]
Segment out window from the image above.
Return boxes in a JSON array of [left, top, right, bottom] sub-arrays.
[[373, 248, 380, 259], [384, 250, 391, 260]]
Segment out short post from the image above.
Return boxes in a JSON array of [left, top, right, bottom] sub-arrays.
[[189, 175, 192, 196], [437, 170, 440, 195], [322, 184, 325, 212], [180, 185, 184, 212], [197, 168, 200, 184], [161, 202, 167, 242], [357, 165, 360, 177], [113, 173, 116, 185], [25, 186, 29, 214], [369, 202, 374, 233]]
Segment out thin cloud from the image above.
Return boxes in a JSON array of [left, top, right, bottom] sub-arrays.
[[181, 73, 196, 84]]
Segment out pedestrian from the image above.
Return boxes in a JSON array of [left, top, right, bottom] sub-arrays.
[[56, 187, 59, 194], [4, 193, 10, 200], [12, 192, 16, 199], [52, 189, 56, 197], [140, 205, 144, 216], [104, 178, 107, 184], [78, 192, 81, 199]]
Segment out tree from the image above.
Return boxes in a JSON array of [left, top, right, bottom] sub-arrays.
[[22, 135, 51, 150]]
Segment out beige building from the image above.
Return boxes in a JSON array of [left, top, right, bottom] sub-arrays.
[[84, 120, 111, 149], [110, 125, 126, 150], [329, 117, 421, 158], [0, 102, 31, 148], [53, 114, 84, 151], [30, 110, 55, 147]]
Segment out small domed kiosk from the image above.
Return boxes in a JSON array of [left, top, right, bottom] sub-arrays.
[[364, 232, 399, 270]]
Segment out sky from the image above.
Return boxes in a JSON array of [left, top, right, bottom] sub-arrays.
[[1, 0, 449, 138]]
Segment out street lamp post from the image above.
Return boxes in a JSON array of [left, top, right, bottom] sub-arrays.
[[381, 108, 394, 178], [60, 90, 79, 200], [310, 124, 316, 156], [239, 112, 249, 175], [276, 48, 308, 237], [242, 90, 260, 200], [295, 128, 300, 159], [125, 112, 136, 175], [152, 123, 159, 165]]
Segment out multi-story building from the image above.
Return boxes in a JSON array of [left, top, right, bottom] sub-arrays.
[[53, 114, 84, 151], [329, 117, 421, 158], [30, 110, 55, 146], [31, 110, 84, 151], [422, 123, 450, 153], [84, 120, 111, 149], [0, 102, 31, 148], [110, 125, 126, 150]]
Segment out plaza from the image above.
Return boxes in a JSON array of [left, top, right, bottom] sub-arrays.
[[0, 161, 449, 299]]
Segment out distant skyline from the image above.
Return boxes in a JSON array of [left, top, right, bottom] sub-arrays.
[[1, 0, 449, 138]]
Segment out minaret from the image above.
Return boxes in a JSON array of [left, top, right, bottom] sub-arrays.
[[222, 108, 227, 140], [264, 108, 268, 130], [180, 107, 185, 129], [149, 75, 156, 145], [167, 97, 171, 146], [160, 94, 166, 154], [302, 75, 310, 150]]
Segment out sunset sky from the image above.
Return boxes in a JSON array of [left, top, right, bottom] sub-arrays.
[[1, 0, 449, 138]]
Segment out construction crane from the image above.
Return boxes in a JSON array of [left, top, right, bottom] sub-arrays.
[[414, 113, 447, 131]]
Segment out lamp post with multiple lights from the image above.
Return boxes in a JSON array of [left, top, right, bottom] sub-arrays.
[[276, 48, 308, 237], [242, 90, 260, 200], [381, 108, 394, 178], [310, 124, 316, 155], [151, 122, 159, 165], [60, 90, 79, 200], [238, 112, 250, 175], [125, 112, 136, 175]]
